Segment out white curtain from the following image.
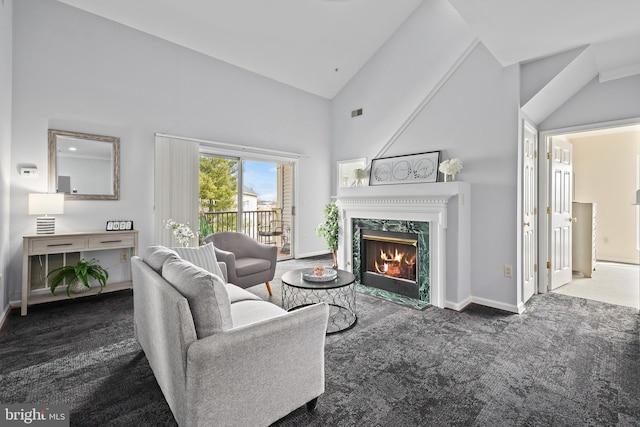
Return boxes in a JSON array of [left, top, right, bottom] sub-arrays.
[[154, 135, 200, 247]]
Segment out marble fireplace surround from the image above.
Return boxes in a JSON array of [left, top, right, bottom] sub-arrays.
[[336, 182, 471, 310]]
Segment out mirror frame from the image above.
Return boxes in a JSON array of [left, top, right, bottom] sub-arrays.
[[48, 129, 120, 200]]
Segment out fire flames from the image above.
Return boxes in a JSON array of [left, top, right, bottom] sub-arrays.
[[374, 248, 416, 278]]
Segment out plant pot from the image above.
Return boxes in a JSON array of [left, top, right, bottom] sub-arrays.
[[69, 280, 92, 294], [332, 250, 338, 269]]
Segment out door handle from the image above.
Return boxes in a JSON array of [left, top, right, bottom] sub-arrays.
[[567, 217, 577, 223], [523, 222, 530, 227]]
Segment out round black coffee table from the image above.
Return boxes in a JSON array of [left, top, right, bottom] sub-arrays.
[[281, 268, 357, 334]]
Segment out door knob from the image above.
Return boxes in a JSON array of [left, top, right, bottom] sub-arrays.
[[568, 217, 577, 223], [523, 222, 530, 227]]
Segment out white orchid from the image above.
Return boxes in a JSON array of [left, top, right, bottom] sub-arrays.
[[163, 219, 196, 247], [439, 158, 463, 175]]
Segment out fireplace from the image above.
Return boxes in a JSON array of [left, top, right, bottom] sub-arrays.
[[336, 181, 471, 310], [360, 229, 419, 299], [352, 218, 430, 302]]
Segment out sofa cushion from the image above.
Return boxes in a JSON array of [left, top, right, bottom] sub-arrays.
[[173, 243, 225, 279], [225, 283, 262, 304], [230, 300, 287, 329], [162, 256, 233, 338], [235, 257, 272, 277], [144, 246, 179, 274]]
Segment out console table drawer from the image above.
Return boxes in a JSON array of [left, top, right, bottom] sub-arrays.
[[88, 233, 136, 250], [29, 236, 86, 255]]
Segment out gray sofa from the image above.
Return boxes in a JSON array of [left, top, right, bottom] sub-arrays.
[[131, 245, 329, 427]]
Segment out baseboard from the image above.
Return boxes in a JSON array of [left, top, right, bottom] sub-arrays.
[[470, 296, 521, 314], [444, 296, 473, 311], [596, 257, 639, 265], [443, 295, 520, 314], [294, 250, 331, 259], [0, 303, 11, 332]]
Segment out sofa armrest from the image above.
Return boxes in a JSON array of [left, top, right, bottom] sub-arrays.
[[184, 303, 329, 427]]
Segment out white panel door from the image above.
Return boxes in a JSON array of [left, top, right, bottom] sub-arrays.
[[549, 138, 573, 290], [522, 121, 537, 302]]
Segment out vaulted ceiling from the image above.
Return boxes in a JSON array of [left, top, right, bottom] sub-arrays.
[[56, 0, 640, 99]]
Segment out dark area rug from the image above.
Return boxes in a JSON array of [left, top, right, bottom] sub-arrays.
[[1, 256, 638, 426]]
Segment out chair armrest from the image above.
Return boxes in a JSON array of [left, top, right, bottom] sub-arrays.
[[214, 247, 236, 282], [218, 262, 228, 282], [245, 240, 278, 262], [214, 247, 234, 268], [184, 303, 329, 427]]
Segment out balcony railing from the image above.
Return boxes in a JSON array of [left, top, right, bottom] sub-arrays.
[[201, 210, 280, 241]]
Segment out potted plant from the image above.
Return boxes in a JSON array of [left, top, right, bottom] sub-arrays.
[[47, 258, 109, 297], [199, 216, 213, 245], [315, 201, 339, 268]]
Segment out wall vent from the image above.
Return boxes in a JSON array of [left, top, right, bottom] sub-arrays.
[[351, 108, 363, 118]]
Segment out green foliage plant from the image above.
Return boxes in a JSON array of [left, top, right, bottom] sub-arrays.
[[199, 157, 238, 213], [315, 201, 339, 251], [199, 215, 213, 245], [47, 258, 109, 298], [199, 157, 239, 232]]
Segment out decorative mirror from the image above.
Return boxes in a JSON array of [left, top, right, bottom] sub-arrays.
[[48, 129, 120, 200]]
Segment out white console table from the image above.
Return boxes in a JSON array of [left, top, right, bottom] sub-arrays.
[[21, 230, 139, 316]]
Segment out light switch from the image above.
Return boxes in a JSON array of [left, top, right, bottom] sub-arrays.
[[504, 265, 512, 278]]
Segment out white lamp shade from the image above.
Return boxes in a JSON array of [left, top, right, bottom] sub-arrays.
[[28, 193, 65, 215]]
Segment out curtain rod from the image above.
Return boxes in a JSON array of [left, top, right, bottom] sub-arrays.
[[155, 133, 307, 160]]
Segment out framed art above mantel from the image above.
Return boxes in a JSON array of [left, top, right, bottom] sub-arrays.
[[369, 151, 440, 186]]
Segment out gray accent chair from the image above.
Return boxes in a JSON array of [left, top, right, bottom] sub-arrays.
[[132, 246, 329, 427], [204, 231, 277, 295]]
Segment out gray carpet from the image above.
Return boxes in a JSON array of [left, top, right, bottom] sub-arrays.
[[1, 255, 638, 426]]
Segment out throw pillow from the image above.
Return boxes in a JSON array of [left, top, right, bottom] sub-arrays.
[[173, 242, 225, 279], [162, 256, 233, 338], [144, 246, 179, 274]]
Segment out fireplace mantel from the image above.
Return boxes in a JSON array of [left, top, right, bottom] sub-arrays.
[[336, 181, 471, 310], [337, 181, 467, 201]]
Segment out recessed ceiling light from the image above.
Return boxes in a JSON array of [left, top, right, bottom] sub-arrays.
[[69, 147, 77, 151]]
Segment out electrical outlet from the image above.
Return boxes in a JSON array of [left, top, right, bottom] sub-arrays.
[[504, 265, 512, 278], [121, 252, 128, 263]]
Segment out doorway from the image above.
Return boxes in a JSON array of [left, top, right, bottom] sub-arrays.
[[537, 119, 640, 308], [552, 261, 639, 309], [199, 154, 295, 260]]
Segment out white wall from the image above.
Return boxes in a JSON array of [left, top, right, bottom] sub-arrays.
[[519, 47, 585, 107], [540, 74, 640, 131], [331, 0, 477, 175], [332, 0, 521, 311], [572, 131, 640, 263], [0, 0, 12, 318], [8, 0, 332, 301]]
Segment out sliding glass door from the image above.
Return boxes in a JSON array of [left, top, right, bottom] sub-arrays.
[[199, 155, 239, 235], [199, 154, 294, 260]]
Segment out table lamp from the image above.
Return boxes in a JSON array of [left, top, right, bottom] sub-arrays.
[[28, 193, 64, 234]]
